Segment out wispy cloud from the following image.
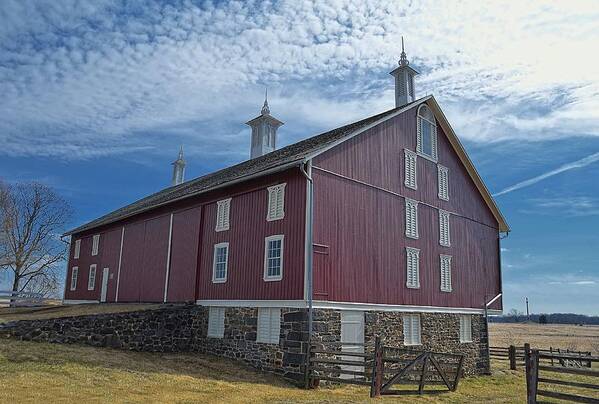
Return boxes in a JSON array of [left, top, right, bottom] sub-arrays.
[[493, 152, 599, 196], [523, 196, 599, 217]]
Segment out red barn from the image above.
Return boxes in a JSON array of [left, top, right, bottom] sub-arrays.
[[63, 48, 508, 375]]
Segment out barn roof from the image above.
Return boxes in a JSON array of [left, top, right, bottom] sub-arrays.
[[65, 95, 509, 235]]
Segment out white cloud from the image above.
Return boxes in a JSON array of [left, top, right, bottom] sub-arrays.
[[0, 0, 598, 160], [524, 196, 599, 217], [493, 152, 599, 196]]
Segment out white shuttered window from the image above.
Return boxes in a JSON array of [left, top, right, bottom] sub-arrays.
[[70, 267, 78, 291], [404, 149, 417, 190], [405, 199, 419, 239], [267, 184, 286, 221], [208, 307, 225, 338], [417, 105, 438, 161], [91, 234, 100, 256], [212, 243, 229, 283], [406, 247, 420, 289], [215, 198, 232, 231], [73, 239, 81, 259], [264, 235, 284, 281], [438, 165, 449, 200], [439, 210, 451, 247], [459, 315, 472, 343], [88, 264, 97, 290], [257, 308, 281, 344], [403, 314, 421, 345], [440, 255, 452, 292]]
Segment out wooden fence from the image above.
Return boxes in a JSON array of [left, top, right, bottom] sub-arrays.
[[305, 337, 465, 398], [0, 290, 47, 307], [525, 349, 599, 403], [491, 343, 592, 371]]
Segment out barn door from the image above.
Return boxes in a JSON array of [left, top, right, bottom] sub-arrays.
[[340, 311, 364, 379], [313, 244, 329, 299]]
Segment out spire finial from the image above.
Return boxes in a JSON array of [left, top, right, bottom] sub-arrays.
[[399, 36, 409, 67], [261, 88, 270, 115], [178, 145, 184, 160]]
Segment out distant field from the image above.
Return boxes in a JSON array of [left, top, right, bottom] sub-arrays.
[[489, 322, 599, 353]]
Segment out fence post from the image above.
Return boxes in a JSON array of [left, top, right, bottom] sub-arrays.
[[509, 345, 517, 370], [525, 349, 539, 404], [370, 336, 383, 398]]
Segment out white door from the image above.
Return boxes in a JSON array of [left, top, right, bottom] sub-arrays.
[[340, 311, 364, 379], [100, 267, 110, 303]]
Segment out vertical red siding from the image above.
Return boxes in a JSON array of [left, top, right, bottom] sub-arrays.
[[117, 221, 145, 302], [166, 207, 202, 302], [65, 236, 97, 300], [197, 170, 306, 301], [312, 104, 501, 309], [98, 228, 123, 302], [140, 215, 170, 302]]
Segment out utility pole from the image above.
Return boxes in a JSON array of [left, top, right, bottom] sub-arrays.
[[525, 297, 530, 321]]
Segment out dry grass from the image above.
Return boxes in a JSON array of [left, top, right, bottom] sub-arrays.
[[0, 339, 526, 403], [489, 322, 599, 353], [0, 303, 162, 324]]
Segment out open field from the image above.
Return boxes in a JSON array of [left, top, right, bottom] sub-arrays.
[[489, 322, 599, 353], [0, 303, 161, 324]]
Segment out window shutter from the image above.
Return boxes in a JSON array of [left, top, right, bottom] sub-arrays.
[[439, 210, 450, 247], [460, 315, 472, 342], [74, 240, 81, 259], [432, 124, 438, 160], [437, 165, 449, 200], [91, 234, 100, 256], [215, 199, 231, 231], [267, 184, 286, 221], [403, 314, 421, 345], [404, 150, 417, 190], [416, 119, 422, 154], [440, 255, 452, 292], [405, 199, 418, 239], [406, 247, 420, 289], [208, 307, 225, 338], [257, 308, 281, 344]]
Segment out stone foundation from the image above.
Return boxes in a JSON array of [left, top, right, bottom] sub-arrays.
[[0, 304, 489, 381]]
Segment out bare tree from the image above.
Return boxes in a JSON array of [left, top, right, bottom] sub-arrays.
[[0, 182, 72, 297]]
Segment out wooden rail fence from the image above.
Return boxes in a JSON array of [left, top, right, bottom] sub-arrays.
[[525, 349, 599, 403], [305, 337, 465, 398], [491, 343, 592, 371], [0, 290, 48, 307]]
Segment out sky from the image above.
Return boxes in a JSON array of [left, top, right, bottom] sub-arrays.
[[0, 0, 598, 315]]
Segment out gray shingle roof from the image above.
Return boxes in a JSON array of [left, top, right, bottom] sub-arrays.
[[65, 99, 426, 235]]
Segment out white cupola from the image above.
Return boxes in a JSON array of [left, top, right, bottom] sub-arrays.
[[246, 89, 284, 159], [390, 37, 419, 107], [171, 146, 186, 186]]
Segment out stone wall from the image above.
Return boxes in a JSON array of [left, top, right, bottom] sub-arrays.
[[0, 305, 489, 381]]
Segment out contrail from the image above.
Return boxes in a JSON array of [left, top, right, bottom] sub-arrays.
[[493, 151, 599, 197]]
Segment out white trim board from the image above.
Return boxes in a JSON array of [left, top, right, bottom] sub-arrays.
[[195, 299, 501, 315], [62, 299, 100, 305]]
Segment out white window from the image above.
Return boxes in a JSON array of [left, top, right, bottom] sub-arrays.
[[264, 235, 284, 281], [459, 315, 472, 343], [257, 307, 281, 344], [73, 239, 81, 259], [207, 307, 225, 338], [416, 104, 438, 161], [266, 183, 286, 221], [404, 149, 417, 190], [439, 210, 451, 247], [405, 198, 419, 239], [91, 234, 100, 256], [212, 243, 229, 283], [70, 267, 78, 291], [438, 165, 449, 200], [403, 314, 421, 345], [440, 255, 452, 292], [215, 198, 231, 231], [87, 264, 97, 290], [406, 247, 420, 289]]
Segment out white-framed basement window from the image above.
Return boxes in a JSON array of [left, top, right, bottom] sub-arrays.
[[70, 267, 79, 291], [406, 247, 420, 289], [405, 198, 419, 239], [87, 264, 97, 290], [403, 314, 421, 346], [459, 315, 472, 343], [73, 239, 81, 259], [264, 235, 284, 281], [440, 255, 452, 292], [91, 234, 100, 256], [404, 149, 417, 190], [207, 307, 225, 338], [212, 242, 229, 283], [257, 307, 281, 344], [439, 210, 451, 247], [215, 198, 232, 231], [438, 164, 449, 200], [266, 183, 286, 221], [416, 104, 438, 161]]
